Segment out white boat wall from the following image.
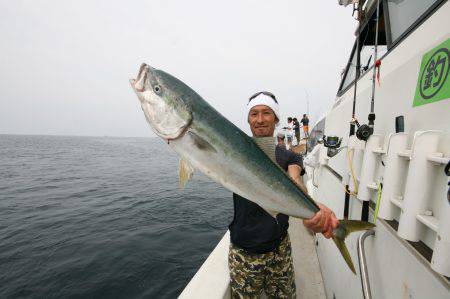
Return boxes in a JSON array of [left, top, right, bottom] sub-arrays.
[[180, 1, 450, 298], [307, 0, 450, 298]]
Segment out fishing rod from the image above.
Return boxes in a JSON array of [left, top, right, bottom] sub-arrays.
[[369, 0, 380, 131], [359, 0, 381, 222], [326, 0, 380, 220], [344, 0, 364, 219], [354, 0, 380, 142], [349, 1, 362, 137], [347, 0, 381, 220]]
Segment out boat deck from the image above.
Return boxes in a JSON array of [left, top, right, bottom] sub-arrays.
[[289, 217, 326, 299], [180, 217, 325, 298]]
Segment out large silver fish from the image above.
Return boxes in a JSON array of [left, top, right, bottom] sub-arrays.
[[129, 63, 374, 274]]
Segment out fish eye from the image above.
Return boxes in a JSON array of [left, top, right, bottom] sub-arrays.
[[153, 85, 162, 94]]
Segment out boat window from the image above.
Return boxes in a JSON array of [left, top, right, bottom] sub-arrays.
[[339, 2, 388, 93], [359, 4, 387, 76], [387, 0, 439, 43], [339, 44, 357, 92], [307, 118, 325, 151]]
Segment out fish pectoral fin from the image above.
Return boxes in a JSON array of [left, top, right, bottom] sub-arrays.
[[188, 132, 217, 153], [179, 158, 194, 189]]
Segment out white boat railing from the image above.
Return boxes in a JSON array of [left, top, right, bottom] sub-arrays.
[[179, 231, 231, 299], [357, 229, 376, 299]]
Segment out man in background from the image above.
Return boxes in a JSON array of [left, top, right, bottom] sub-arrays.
[[292, 117, 300, 145], [301, 114, 309, 139], [285, 117, 294, 148], [277, 132, 286, 147]]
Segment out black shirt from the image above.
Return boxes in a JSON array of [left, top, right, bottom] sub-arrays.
[[301, 117, 309, 126], [293, 120, 300, 132], [229, 145, 304, 253]]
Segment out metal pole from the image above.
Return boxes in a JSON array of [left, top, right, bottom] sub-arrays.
[[358, 229, 375, 299]]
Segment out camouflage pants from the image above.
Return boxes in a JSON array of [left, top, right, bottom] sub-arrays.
[[228, 234, 296, 299]]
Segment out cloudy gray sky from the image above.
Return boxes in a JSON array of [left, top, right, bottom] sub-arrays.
[[0, 0, 356, 137]]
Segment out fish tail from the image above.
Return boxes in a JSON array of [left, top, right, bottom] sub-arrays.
[[332, 220, 375, 274]]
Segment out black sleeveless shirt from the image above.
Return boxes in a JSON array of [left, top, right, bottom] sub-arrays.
[[229, 144, 304, 253]]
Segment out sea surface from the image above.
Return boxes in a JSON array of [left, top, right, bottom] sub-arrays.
[[0, 134, 233, 298]]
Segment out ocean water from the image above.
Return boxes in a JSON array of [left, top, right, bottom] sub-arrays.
[[0, 135, 233, 298]]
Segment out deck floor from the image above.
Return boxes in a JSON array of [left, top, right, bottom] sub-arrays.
[[179, 218, 326, 299], [289, 218, 326, 299]]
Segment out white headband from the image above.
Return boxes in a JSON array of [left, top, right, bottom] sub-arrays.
[[246, 94, 280, 125]]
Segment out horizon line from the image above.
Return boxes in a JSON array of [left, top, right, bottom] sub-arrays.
[[0, 132, 157, 139]]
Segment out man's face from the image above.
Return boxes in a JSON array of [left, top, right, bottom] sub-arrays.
[[248, 105, 277, 137]]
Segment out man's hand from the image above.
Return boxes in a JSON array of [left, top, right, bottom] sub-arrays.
[[286, 165, 339, 238], [303, 203, 339, 239]]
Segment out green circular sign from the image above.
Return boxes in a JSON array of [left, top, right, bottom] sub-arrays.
[[419, 48, 450, 100]]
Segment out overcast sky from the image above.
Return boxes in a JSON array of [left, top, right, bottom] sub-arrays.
[[0, 0, 356, 137]]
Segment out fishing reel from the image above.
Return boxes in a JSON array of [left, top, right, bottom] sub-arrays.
[[321, 135, 343, 158], [351, 115, 374, 141]]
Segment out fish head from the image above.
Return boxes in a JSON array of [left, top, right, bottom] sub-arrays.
[[130, 63, 192, 140]]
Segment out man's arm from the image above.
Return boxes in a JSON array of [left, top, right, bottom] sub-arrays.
[[287, 164, 308, 194], [287, 164, 339, 239]]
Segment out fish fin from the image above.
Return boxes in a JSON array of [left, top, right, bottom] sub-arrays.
[[188, 132, 217, 153], [332, 220, 376, 275], [179, 158, 194, 189], [332, 236, 356, 274]]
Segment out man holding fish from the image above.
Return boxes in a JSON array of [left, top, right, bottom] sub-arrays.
[[228, 91, 338, 298], [130, 64, 374, 299]]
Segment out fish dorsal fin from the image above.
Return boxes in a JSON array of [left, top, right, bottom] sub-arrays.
[[179, 157, 194, 189]]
